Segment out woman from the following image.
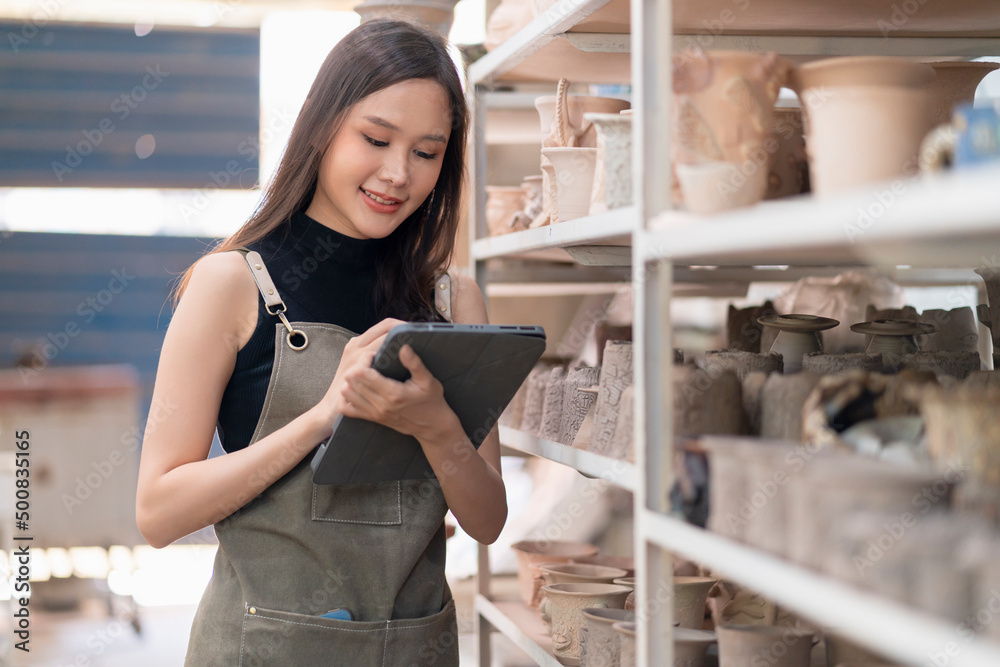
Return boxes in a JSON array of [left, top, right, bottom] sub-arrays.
[[135, 19, 506, 665]]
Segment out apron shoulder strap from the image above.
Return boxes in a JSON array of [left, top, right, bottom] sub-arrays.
[[434, 272, 453, 323], [239, 249, 285, 313]]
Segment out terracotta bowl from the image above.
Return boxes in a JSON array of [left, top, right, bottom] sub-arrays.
[[511, 540, 599, 606]]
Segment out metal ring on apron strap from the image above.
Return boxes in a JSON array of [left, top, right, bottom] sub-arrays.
[[267, 304, 309, 351]]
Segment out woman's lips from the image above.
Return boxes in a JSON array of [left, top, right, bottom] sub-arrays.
[[360, 187, 403, 213]]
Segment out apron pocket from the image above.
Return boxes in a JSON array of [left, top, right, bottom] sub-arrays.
[[311, 481, 402, 525], [239, 599, 458, 667]]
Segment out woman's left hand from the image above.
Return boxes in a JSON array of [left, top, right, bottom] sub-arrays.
[[339, 343, 462, 444]]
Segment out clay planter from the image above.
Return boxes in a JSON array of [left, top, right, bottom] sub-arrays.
[[927, 61, 1000, 126], [520, 365, 552, 437], [541, 147, 598, 223], [540, 583, 631, 666], [674, 365, 746, 438], [511, 540, 599, 607], [612, 576, 634, 610], [559, 367, 601, 446], [674, 628, 717, 667], [918, 306, 979, 353], [674, 576, 718, 629], [354, 0, 460, 37], [572, 554, 634, 577], [539, 366, 568, 442], [790, 56, 937, 196], [612, 621, 637, 667], [584, 112, 632, 215], [540, 563, 629, 587], [535, 91, 631, 150], [486, 185, 528, 236], [676, 161, 765, 215], [590, 341, 633, 456], [850, 319, 936, 359], [671, 50, 792, 209], [758, 314, 840, 373], [580, 608, 634, 667], [787, 458, 952, 570], [717, 625, 813, 667], [704, 350, 783, 382], [759, 371, 823, 441]]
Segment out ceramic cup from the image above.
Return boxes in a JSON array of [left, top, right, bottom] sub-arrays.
[[541, 147, 598, 222], [612, 620, 637, 667], [674, 627, 717, 667], [511, 540, 599, 607], [580, 607, 634, 667], [717, 624, 814, 667], [674, 576, 719, 629], [540, 583, 631, 665]]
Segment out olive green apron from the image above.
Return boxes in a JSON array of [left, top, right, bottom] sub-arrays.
[[184, 250, 459, 666]]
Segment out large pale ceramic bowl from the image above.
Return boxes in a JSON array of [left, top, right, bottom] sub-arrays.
[[789, 56, 935, 91], [511, 540, 599, 606]]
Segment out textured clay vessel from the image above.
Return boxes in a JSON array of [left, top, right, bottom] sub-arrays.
[[717, 624, 813, 667], [758, 314, 840, 373], [540, 583, 631, 666], [674, 628, 717, 667], [790, 56, 936, 196], [541, 147, 598, 223], [511, 540, 599, 607], [354, 0, 460, 37], [674, 576, 719, 629], [585, 112, 633, 215], [535, 87, 631, 150], [540, 563, 630, 586], [975, 267, 1000, 369], [676, 162, 767, 214], [671, 50, 793, 209], [612, 621, 637, 667], [572, 554, 635, 577], [580, 608, 634, 667], [590, 341, 633, 456], [918, 307, 978, 353], [485, 185, 528, 236]]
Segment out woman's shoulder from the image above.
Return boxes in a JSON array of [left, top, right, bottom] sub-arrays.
[[182, 251, 259, 314]]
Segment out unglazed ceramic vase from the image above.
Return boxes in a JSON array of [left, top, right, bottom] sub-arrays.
[[580, 608, 634, 667], [918, 307, 978, 353], [927, 61, 1000, 125], [510, 540, 599, 607], [612, 621, 637, 667], [541, 147, 598, 223], [354, 0, 460, 37], [674, 576, 719, 629], [584, 112, 632, 215], [535, 87, 631, 150], [758, 314, 840, 373], [850, 319, 936, 359], [790, 57, 936, 196], [572, 554, 635, 577], [589, 341, 633, 457], [674, 628, 717, 667], [540, 563, 630, 587], [676, 161, 767, 214], [540, 583, 631, 666], [485, 185, 528, 237], [717, 625, 813, 667], [671, 49, 793, 208]]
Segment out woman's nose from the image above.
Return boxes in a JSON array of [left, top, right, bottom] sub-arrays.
[[378, 150, 409, 187]]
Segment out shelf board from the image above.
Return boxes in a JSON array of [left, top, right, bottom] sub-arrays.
[[640, 509, 1000, 667], [477, 595, 563, 667], [500, 426, 638, 492], [474, 208, 635, 264], [644, 165, 1000, 269]]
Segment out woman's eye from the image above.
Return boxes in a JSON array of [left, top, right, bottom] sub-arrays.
[[362, 133, 388, 148], [415, 150, 438, 161]]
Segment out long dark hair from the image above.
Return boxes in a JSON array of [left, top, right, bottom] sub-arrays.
[[172, 19, 467, 322]]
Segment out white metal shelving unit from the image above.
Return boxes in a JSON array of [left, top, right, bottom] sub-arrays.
[[467, 0, 1000, 664]]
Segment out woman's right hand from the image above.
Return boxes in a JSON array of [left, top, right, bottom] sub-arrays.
[[310, 317, 406, 435]]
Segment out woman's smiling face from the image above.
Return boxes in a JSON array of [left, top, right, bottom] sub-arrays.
[[306, 78, 453, 240]]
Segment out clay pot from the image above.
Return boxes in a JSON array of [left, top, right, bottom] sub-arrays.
[[727, 300, 777, 353], [674, 628, 717, 667], [485, 185, 528, 236], [589, 341, 633, 456], [612, 576, 634, 610], [483, 0, 532, 50], [519, 365, 552, 436], [825, 630, 894, 666], [674, 576, 718, 629], [559, 367, 601, 446], [758, 314, 840, 373], [896, 350, 981, 379], [676, 161, 768, 215], [354, 0, 460, 37], [671, 50, 793, 209], [541, 147, 598, 223], [704, 350, 783, 382], [539, 563, 629, 586], [674, 366, 747, 437], [585, 112, 632, 215], [535, 89, 631, 150], [717, 625, 813, 667], [787, 458, 952, 570], [607, 385, 636, 462], [927, 61, 1000, 125], [539, 366, 568, 442], [572, 554, 634, 577], [580, 608, 634, 667], [759, 371, 823, 441], [612, 621, 637, 667], [918, 307, 979, 353], [518, 174, 544, 229], [510, 540, 599, 607], [791, 56, 935, 90], [766, 107, 808, 199], [540, 583, 631, 665]]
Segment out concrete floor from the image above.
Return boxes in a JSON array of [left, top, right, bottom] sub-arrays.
[[28, 575, 535, 667]]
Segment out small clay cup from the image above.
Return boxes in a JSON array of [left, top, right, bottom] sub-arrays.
[[540, 583, 631, 665], [511, 540, 599, 607], [580, 607, 634, 667], [717, 624, 814, 667]]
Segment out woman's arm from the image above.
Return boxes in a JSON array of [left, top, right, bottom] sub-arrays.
[[135, 252, 399, 548], [338, 272, 508, 544]]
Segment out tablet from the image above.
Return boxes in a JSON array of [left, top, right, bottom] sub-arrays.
[[311, 322, 546, 485]]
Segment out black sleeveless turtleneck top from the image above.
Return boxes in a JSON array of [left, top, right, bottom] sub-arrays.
[[216, 210, 388, 453]]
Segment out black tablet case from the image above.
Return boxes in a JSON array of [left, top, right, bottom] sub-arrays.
[[310, 323, 546, 485]]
